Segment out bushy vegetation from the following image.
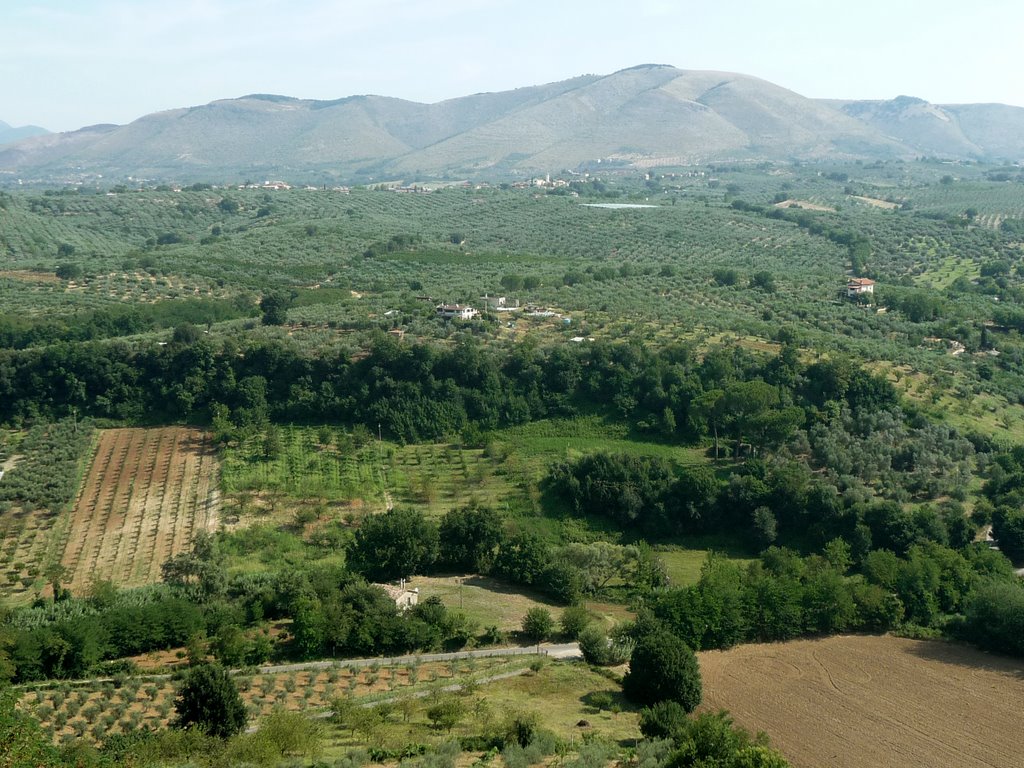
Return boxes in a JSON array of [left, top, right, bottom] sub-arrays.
[[622, 629, 701, 710], [640, 541, 1019, 651], [0, 419, 94, 510], [173, 662, 247, 738]]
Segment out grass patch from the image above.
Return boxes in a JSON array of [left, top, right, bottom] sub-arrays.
[[406, 574, 633, 633], [494, 416, 710, 481], [471, 661, 638, 741], [656, 541, 756, 587], [320, 660, 638, 756]]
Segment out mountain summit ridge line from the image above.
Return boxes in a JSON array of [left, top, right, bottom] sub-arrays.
[[2, 64, 1022, 183]]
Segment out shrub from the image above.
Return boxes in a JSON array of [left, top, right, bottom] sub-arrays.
[[622, 630, 701, 711], [260, 706, 323, 758], [638, 700, 689, 739], [173, 663, 247, 738], [521, 608, 554, 643], [426, 695, 466, 732], [578, 624, 632, 666], [559, 605, 593, 639]]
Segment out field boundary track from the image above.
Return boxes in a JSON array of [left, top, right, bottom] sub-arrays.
[[699, 634, 1024, 768], [61, 427, 220, 591]]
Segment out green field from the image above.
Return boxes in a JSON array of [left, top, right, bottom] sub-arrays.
[[405, 574, 634, 632], [656, 543, 756, 587]]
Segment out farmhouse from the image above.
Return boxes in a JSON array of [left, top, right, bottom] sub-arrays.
[[436, 304, 479, 320], [846, 277, 875, 298], [480, 295, 521, 311], [374, 581, 419, 610]]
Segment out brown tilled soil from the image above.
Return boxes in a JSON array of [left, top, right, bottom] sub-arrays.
[[851, 195, 901, 210], [61, 427, 220, 591], [0, 270, 62, 283], [771, 199, 836, 212], [699, 634, 1024, 768]]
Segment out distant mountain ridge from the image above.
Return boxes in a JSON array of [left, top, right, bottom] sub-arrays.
[[1, 65, 1022, 183], [0, 120, 49, 147], [821, 97, 1024, 160]]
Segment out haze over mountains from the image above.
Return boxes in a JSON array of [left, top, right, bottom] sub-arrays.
[[0, 120, 49, 148], [2, 64, 1023, 184]]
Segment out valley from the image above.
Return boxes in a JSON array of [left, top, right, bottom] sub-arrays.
[[1, 160, 1023, 767]]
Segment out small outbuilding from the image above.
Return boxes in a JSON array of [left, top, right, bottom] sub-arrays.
[[374, 580, 419, 610]]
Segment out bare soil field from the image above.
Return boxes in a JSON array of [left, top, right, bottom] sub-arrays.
[[772, 199, 836, 212], [699, 634, 1024, 768], [851, 195, 901, 209], [61, 427, 220, 591], [0, 269, 62, 283]]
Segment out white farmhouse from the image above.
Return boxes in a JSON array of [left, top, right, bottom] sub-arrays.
[[436, 304, 479, 320]]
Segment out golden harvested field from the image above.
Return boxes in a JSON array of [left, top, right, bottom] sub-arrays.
[[699, 635, 1024, 768], [61, 427, 220, 591]]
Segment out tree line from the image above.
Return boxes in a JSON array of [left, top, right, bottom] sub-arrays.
[[0, 297, 254, 350], [0, 332, 898, 451]]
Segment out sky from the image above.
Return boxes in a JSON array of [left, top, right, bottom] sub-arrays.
[[2, 0, 1022, 132]]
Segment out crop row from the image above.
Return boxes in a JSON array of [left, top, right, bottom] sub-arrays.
[[62, 428, 220, 592]]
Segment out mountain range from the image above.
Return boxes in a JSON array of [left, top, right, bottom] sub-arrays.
[[2, 64, 1022, 183], [0, 120, 49, 148]]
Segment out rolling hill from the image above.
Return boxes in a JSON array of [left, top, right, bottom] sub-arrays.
[[1, 64, 1022, 184]]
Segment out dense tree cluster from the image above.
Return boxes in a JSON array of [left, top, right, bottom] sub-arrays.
[[0, 333, 897, 446], [5, 594, 204, 682], [344, 506, 662, 605], [980, 447, 1024, 563], [645, 542, 1018, 652], [549, 447, 975, 554], [0, 297, 253, 349]]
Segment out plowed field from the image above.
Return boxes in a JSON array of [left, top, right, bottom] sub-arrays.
[[699, 635, 1024, 768], [61, 427, 219, 590]]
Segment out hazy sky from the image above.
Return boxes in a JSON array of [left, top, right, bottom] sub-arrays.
[[3, 0, 1022, 132]]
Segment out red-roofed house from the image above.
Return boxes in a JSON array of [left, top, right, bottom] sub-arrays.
[[846, 277, 875, 298]]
